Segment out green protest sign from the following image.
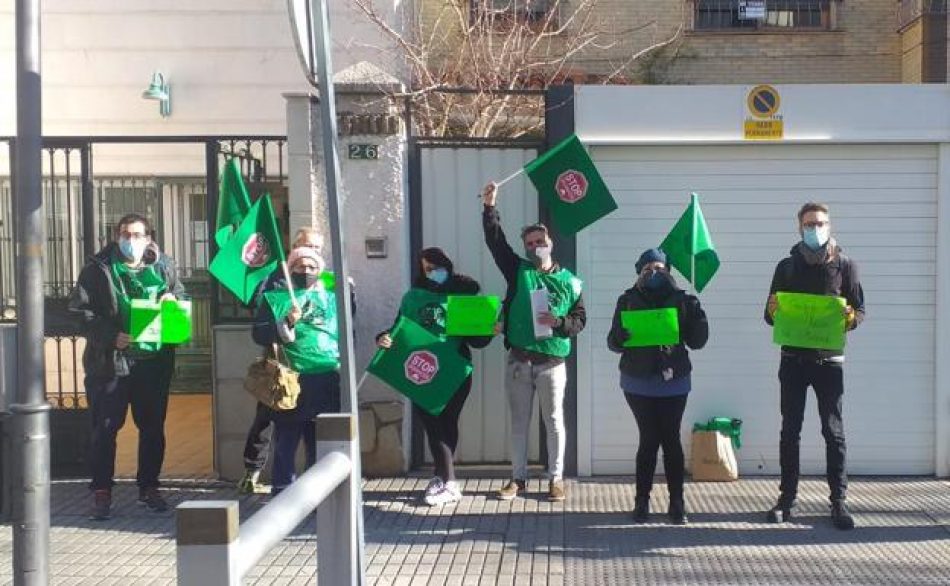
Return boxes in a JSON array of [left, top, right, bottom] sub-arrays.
[[367, 316, 472, 416], [772, 292, 846, 351], [445, 295, 500, 336], [621, 308, 680, 347], [130, 299, 193, 344]]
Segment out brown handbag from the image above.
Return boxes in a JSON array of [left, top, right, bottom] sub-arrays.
[[243, 344, 300, 411]]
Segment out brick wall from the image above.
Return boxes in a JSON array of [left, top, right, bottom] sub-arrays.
[[416, 1, 903, 84]]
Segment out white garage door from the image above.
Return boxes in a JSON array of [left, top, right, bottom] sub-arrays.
[[578, 144, 937, 476]]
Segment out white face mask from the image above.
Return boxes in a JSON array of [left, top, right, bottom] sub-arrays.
[[528, 245, 552, 264]]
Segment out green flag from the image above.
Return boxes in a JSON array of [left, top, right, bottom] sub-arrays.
[[366, 316, 473, 416], [524, 134, 617, 235], [215, 158, 251, 248], [660, 193, 720, 293], [209, 193, 285, 305]]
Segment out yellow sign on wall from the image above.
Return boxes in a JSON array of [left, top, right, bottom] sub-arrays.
[[744, 85, 783, 140]]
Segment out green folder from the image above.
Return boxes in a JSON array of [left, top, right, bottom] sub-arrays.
[[773, 292, 846, 351], [367, 316, 473, 416], [445, 295, 500, 336], [129, 299, 192, 344], [621, 308, 680, 347]]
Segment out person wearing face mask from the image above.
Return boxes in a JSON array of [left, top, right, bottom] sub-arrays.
[[764, 202, 865, 530], [375, 247, 491, 505], [67, 213, 185, 520], [252, 246, 341, 494], [481, 183, 587, 503], [237, 226, 358, 494], [606, 249, 708, 525]]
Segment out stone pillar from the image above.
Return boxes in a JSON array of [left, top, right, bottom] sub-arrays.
[[286, 62, 411, 475], [212, 325, 263, 481]]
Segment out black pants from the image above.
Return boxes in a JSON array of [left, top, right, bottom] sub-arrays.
[[243, 402, 274, 472], [416, 376, 472, 482], [86, 350, 175, 490], [778, 356, 848, 503], [624, 393, 688, 503]]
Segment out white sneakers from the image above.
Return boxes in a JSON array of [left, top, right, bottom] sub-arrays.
[[423, 478, 462, 506]]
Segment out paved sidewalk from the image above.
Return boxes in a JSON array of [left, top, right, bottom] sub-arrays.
[[0, 476, 947, 585]]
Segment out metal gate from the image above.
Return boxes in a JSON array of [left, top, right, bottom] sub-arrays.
[[0, 135, 287, 478]]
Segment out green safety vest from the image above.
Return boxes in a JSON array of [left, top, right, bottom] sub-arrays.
[[506, 261, 582, 358], [265, 287, 339, 374], [397, 287, 462, 352], [110, 258, 167, 356]]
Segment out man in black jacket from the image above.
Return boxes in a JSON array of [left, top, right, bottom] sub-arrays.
[[68, 213, 184, 520], [481, 182, 587, 502], [764, 202, 865, 530]]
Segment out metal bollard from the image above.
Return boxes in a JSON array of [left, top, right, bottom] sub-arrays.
[[176, 501, 240, 586], [315, 412, 361, 585]]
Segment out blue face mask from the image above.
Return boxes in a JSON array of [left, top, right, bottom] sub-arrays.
[[644, 270, 669, 291], [802, 226, 830, 250], [427, 268, 449, 285]]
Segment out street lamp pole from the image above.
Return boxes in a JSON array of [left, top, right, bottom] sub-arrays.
[[13, 0, 51, 583]]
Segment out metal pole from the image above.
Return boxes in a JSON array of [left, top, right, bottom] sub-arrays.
[[12, 0, 50, 584], [79, 144, 96, 259], [308, 1, 365, 582]]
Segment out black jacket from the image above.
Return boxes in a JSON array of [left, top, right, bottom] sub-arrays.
[[482, 205, 587, 357], [376, 273, 492, 360], [764, 243, 865, 359], [606, 284, 708, 379], [67, 242, 184, 378]]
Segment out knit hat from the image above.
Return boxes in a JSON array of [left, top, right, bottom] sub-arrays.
[[287, 246, 324, 271], [635, 248, 667, 273]]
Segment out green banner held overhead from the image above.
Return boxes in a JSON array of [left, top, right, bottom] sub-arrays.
[[215, 158, 252, 248], [130, 299, 192, 344], [660, 193, 720, 293], [621, 308, 680, 347], [367, 316, 473, 416], [445, 295, 500, 336], [524, 134, 617, 235], [772, 292, 846, 351]]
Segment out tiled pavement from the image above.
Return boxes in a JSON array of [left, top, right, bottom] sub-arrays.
[[0, 476, 948, 585]]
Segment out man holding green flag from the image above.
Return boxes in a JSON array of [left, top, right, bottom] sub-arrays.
[[763, 202, 865, 530], [209, 192, 285, 305], [660, 193, 720, 293], [482, 182, 587, 503]]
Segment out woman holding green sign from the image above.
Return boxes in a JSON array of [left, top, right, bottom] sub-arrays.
[[252, 246, 341, 495], [376, 247, 492, 506], [606, 248, 709, 525]]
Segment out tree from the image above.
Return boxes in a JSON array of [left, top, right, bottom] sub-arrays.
[[349, 0, 684, 138]]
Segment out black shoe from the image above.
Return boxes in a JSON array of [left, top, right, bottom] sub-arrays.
[[89, 489, 112, 521], [831, 501, 855, 530], [138, 487, 169, 513], [632, 499, 649, 523], [668, 501, 688, 525], [766, 499, 798, 523]]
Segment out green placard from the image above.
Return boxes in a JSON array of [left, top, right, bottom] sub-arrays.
[[161, 299, 192, 344], [130, 299, 162, 343], [621, 308, 680, 347], [130, 299, 192, 344], [445, 295, 500, 336], [772, 292, 846, 351]]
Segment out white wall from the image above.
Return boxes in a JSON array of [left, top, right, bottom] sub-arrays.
[[0, 0, 402, 138]]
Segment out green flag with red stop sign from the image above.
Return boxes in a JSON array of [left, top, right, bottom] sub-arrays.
[[523, 134, 617, 235], [366, 316, 473, 416]]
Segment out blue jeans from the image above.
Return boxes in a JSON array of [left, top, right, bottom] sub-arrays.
[[270, 371, 341, 493]]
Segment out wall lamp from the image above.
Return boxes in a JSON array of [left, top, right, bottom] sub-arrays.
[[141, 72, 171, 118]]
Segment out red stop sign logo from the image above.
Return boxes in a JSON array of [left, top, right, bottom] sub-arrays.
[[556, 170, 588, 203], [404, 350, 439, 385]]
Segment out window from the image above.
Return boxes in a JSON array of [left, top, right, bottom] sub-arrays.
[[471, 0, 560, 27], [694, 0, 833, 31]]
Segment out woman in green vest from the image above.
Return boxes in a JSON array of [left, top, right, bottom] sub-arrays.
[[376, 248, 492, 506], [253, 246, 341, 494]]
